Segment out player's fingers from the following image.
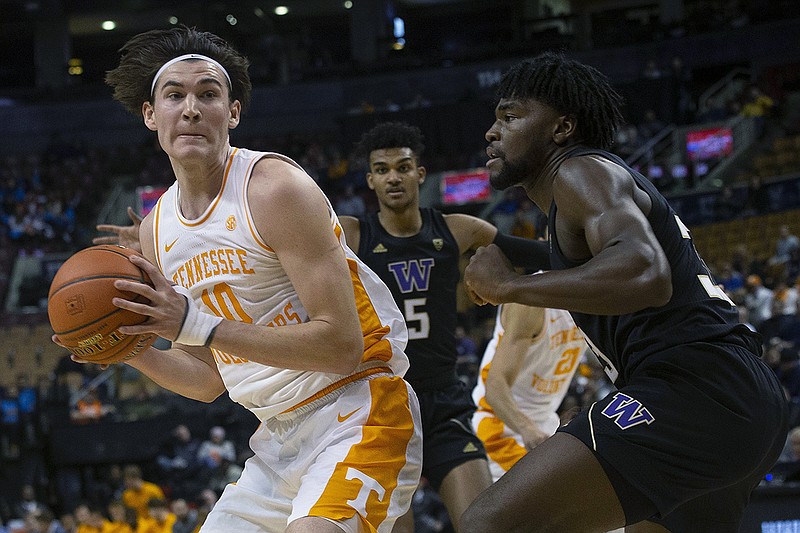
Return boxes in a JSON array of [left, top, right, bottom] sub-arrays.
[[465, 284, 486, 306], [92, 236, 119, 245], [113, 278, 158, 300], [111, 297, 155, 317], [127, 254, 169, 288], [96, 224, 122, 232], [117, 323, 155, 336], [127, 206, 143, 223]]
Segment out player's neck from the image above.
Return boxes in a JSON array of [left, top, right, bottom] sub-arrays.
[[377, 207, 423, 238]]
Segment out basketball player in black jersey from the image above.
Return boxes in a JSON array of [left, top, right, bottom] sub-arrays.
[[460, 52, 789, 533], [338, 121, 545, 532]]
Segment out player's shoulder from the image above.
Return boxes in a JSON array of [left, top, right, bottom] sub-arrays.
[[249, 155, 320, 201], [556, 151, 635, 204], [559, 152, 627, 183]]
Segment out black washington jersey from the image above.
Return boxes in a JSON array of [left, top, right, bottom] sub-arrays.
[[548, 147, 760, 388], [358, 208, 461, 388]]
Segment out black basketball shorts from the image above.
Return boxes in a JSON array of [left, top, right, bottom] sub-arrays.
[[558, 341, 789, 529]]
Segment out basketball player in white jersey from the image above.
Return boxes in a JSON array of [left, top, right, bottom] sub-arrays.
[[472, 301, 586, 482], [72, 26, 422, 533]]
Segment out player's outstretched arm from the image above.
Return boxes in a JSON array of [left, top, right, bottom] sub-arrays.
[[445, 213, 549, 270], [485, 303, 549, 449]]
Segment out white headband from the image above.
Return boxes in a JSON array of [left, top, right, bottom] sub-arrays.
[[150, 53, 232, 97]]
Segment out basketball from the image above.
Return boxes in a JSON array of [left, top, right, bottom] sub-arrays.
[[47, 245, 156, 364]]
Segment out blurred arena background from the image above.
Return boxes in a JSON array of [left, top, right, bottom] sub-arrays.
[[1, 1, 800, 531]]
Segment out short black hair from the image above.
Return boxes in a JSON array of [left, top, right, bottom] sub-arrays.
[[497, 51, 624, 150], [106, 25, 252, 115], [354, 122, 425, 165]]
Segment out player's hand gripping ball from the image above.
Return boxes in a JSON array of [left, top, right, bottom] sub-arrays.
[[48, 245, 156, 364]]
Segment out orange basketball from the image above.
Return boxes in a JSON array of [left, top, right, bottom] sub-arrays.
[[47, 245, 156, 364]]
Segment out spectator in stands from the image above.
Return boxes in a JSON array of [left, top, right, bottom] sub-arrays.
[[775, 281, 799, 316], [133, 498, 175, 533], [120, 465, 164, 523], [57, 513, 76, 533], [333, 184, 366, 217], [104, 500, 134, 533], [196, 426, 236, 471], [169, 499, 197, 533], [717, 261, 746, 297], [24, 507, 67, 533], [73, 503, 106, 533], [154, 424, 202, 499], [759, 296, 800, 345], [739, 83, 775, 138], [191, 489, 218, 533], [90, 464, 125, 508], [12, 485, 43, 522], [744, 274, 774, 329], [768, 224, 800, 273]]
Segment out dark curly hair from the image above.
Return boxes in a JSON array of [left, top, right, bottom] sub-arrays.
[[105, 26, 252, 115], [497, 51, 624, 150], [354, 122, 426, 165]]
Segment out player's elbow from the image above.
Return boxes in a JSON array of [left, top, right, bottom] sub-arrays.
[[484, 375, 508, 408], [650, 274, 673, 307], [329, 326, 364, 374], [192, 381, 226, 403], [638, 254, 672, 308]]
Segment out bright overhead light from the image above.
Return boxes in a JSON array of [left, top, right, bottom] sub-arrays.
[[101, 20, 116, 31], [226, 14, 238, 25], [169, 16, 178, 25], [274, 6, 289, 16], [344, 1, 353, 8]]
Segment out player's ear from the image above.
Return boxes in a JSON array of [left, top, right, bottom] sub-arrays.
[[553, 114, 577, 145], [366, 172, 376, 190], [228, 100, 241, 129], [417, 165, 426, 185], [142, 101, 157, 131]]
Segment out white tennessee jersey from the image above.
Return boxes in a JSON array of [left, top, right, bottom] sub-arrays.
[[152, 147, 409, 422], [472, 306, 585, 435]]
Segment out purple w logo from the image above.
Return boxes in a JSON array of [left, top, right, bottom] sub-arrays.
[[601, 392, 655, 430], [388, 258, 435, 294]]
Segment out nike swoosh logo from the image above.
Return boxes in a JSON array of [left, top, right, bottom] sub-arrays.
[[337, 407, 362, 423], [165, 238, 179, 252]]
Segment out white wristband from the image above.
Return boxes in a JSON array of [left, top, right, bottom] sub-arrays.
[[173, 285, 223, 346]]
